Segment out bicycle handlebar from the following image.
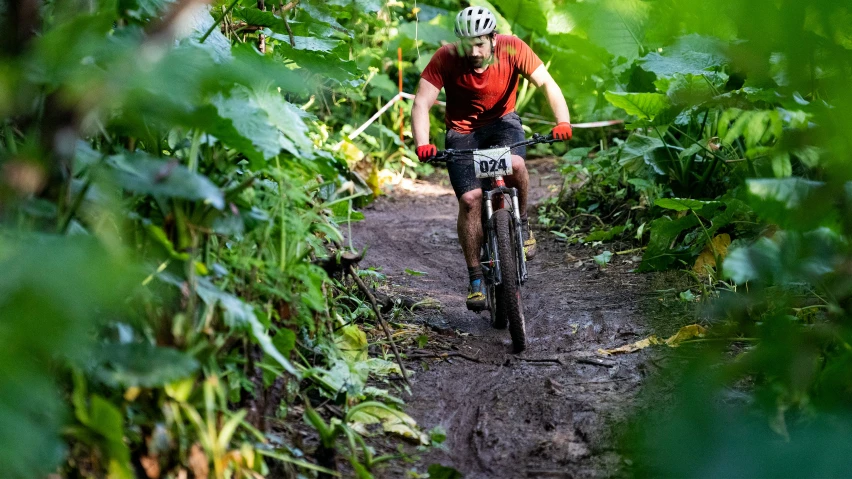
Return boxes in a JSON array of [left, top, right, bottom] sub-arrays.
[[428, 133, 561, 163]]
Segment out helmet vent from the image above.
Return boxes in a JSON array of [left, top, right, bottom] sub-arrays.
[[454, 6, 498, 38]]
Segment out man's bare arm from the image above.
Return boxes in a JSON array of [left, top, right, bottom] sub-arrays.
[[412, 78, 441, 147], [529, 65, 570, 124]]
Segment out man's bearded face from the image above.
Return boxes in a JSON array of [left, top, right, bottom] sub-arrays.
[[460, 35, 493, 68]]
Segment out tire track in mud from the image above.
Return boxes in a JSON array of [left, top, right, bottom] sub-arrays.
[[351, 160, 649, 478]]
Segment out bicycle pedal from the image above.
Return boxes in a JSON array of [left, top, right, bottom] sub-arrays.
[[466, 301, 487, 312]]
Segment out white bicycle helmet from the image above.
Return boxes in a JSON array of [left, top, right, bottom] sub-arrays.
[[454, 6, 497, 38]]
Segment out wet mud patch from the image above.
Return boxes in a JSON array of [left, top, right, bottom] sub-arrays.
[[350, 160, 650, 478]]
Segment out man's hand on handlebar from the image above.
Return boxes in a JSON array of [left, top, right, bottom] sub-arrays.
[[552, 122, 572, 141], [416, 144, 437, 162]]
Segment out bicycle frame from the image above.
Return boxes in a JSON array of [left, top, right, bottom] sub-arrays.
[[430, 133, 558, 288]]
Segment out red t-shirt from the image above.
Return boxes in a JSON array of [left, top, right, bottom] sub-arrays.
[[421, 34, 543, 134]]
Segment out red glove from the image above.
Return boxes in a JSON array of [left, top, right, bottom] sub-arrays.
[[552, 122, 572, 141], [416, 144, 437, 162]]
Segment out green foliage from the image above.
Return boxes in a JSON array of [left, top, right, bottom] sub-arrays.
[[92, 343, 200, 388], [427, 463, 464, 479], [0, 0, 435, 476], [508, 0, 852, 472], [0, 236, 135, 478], [604, 91, 670, 120], [2, 0, 851, 474]]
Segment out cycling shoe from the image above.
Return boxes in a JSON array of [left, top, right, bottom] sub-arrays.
[[466, 278, 487, 311]]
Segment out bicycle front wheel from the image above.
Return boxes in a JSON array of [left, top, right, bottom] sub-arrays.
[[493, 209, 526, 353]]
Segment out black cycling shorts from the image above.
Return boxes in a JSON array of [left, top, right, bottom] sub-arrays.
[[444, 112, 526, 199]]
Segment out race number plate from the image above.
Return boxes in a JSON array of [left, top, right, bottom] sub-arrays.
[[473, 147, 513, 178]]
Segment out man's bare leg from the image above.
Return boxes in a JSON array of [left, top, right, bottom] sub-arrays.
[[458, 188, 484, 267], [458, 188, 487, 309], [504, 154, 529, 215]]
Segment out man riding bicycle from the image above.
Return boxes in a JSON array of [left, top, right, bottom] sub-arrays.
[[412, 6, 572, 311]]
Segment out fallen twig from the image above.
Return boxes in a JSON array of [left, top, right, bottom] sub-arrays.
[[614, 247, 646, 256], [514, 357, 564, 365], [347, 265, 410, 386], [576, 357, 616, 368], [564, 378, 631, 385], [404, 351, 483, 363]]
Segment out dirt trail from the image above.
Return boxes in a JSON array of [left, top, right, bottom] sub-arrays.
[[351, 159, 649, 478]]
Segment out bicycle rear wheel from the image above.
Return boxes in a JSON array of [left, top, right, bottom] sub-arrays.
[[493, 209, 526, 352]]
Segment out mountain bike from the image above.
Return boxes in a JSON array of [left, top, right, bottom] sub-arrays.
[[429, 133, 559, 353]]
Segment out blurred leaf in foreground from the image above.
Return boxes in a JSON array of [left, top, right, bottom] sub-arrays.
[[0, 235, 136, 478]]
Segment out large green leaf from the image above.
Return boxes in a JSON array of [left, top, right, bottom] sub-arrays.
[[718, 109, 782, 150], [656, 72, 729, 105], [93, 343, 200, 388], [228, 44, 309, 94], [0, 236, 135, 478], [558, 0, 649, 62], [747, 178, 822, 210], [639, 34, 728, 78], [326, 0, 382, 13], [605, 91, 670, 120], [294, 3, 351, 37], [620, 134, 665, 159], [126, 0, 176, 20], [271, 41, 359, 83], [617, 134, 666, 173], [655, 198, 721, 212], [398, 19, 454, 46], [86, 395, 132, 478], [105, 152, 225, 209], [495, 0, 552, 33], [427, 464, 464, 479], [251, 88, 315, 156], [289, 35, 342, 52], [183, 5, 232, 62], [642, 53, 725, 78], [722, 229, 840, 285], [637, 214, 700, 271], [316, 357, 369, 395], [211, 86, 314, 163], [212, 89, 285, 162], [192, 278, 301, 377], [722, 237, 781, 284], [233, 7, 285, 29], [745, 178, 831, 229]]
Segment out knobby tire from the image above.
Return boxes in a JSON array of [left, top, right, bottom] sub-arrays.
[[489, 281, 506, 329], [493, 209, 526, 352]]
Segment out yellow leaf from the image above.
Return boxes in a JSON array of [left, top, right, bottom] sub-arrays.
[[366, 163, 381, 197], [194, 261, 209, 276], [124, 387, 141, 402], [598, 324, 708, 355], [334, 325, 368, 362], [693, 233, 732, 274], [598, 336, 662, 356], [348, 405, 428, 445], [664, 324, 707, 347], [334, 139, 365, 166]]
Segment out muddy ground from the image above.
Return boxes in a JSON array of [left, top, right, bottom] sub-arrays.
[[351, 159, 650, 478]]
